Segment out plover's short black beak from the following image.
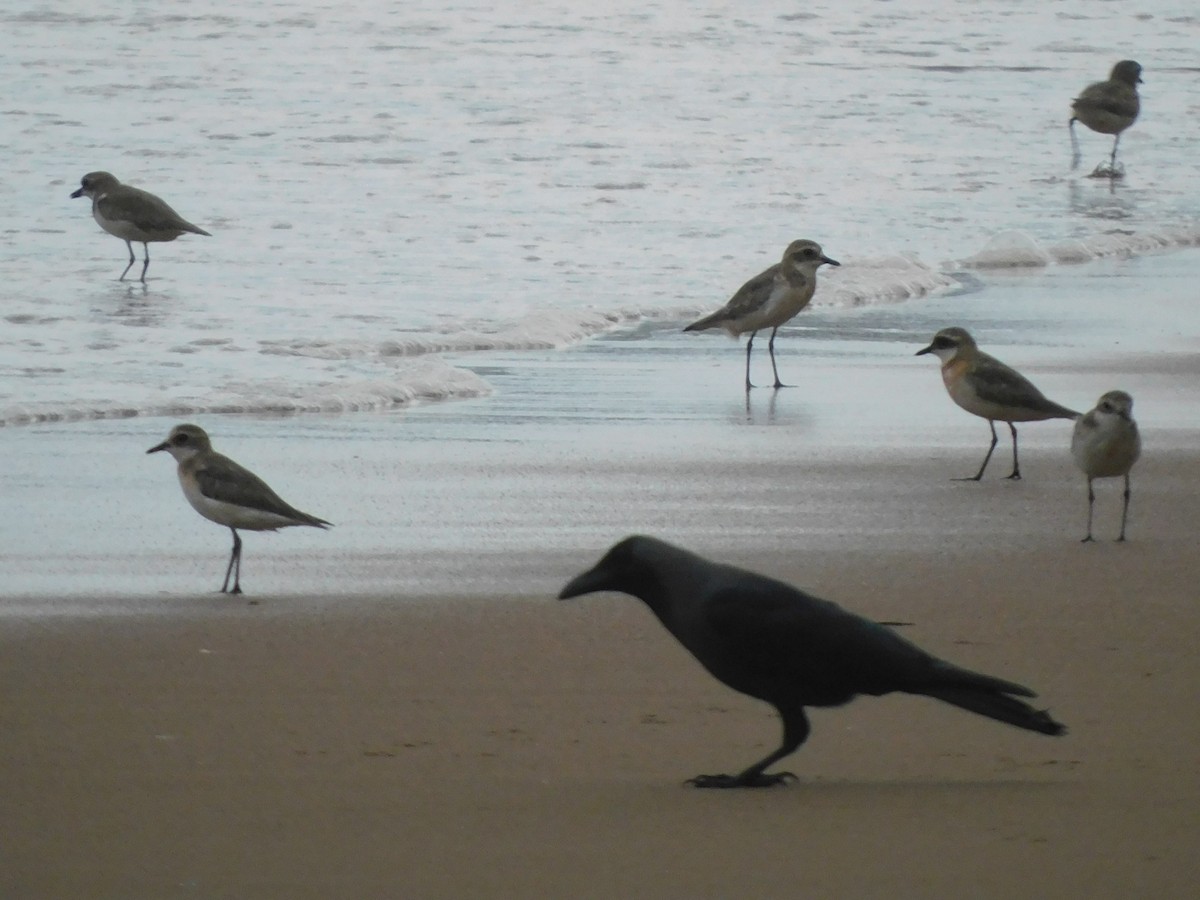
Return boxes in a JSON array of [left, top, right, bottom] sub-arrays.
[[146, 441, 169, 454]]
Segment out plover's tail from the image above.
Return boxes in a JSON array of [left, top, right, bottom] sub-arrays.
[[1047, 400, 1081, 420], [293, 511, 332, 529], [683, 310, 727, 333]]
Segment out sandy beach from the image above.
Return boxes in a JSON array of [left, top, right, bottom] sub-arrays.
[[3, 455, 1199, 898], [3, 251, 1200, 898], [7, 3, 1200, 894]]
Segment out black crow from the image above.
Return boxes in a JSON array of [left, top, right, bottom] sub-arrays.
[[559, 535, 1066, 788]]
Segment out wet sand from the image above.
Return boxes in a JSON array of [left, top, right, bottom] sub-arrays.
[[3, 253, 1200, 897], [3, 448, 1199, 898]]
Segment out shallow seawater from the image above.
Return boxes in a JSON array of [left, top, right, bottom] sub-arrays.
[[2, 0, 1199, 424]]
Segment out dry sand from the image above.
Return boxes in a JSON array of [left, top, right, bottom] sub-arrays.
[[3, 444, 1198, 898]]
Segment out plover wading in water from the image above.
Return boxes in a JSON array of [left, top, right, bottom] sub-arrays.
[[685, 239, 839, 391], [71, 171, 211, 282]]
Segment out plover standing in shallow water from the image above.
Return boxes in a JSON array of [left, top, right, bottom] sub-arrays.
[[148, 424, 331, 595], [916, 327, 1079, 481], [1069, 60, 1142, 178], [71, 171, 211, 282], [1071, 390, 1141, 542], [684, 239, 839, 391]]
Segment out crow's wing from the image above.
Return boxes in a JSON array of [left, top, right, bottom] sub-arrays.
[[697, 579, 937, 707]]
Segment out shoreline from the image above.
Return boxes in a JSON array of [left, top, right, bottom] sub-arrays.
[[4, 252, 1200, 896], [6, 250, 1200, 600]]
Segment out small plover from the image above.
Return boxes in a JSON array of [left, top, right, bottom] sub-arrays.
[[147, 424, 331, 594], [916, 327, 1079, 481], [1071, 390, 1141, 542], [71, 171, 211, 282], [684, 239, 839, 391], [1069, 60, 1142, 178]]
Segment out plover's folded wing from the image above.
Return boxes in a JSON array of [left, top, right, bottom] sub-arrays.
[[96, 187, 210, 236], [194, 455, 329, 526], [970, 355, 1078, 418], [721, 263, 782, 319]]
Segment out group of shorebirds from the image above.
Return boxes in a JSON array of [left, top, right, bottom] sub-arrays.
[[69, 61, 1143, 595], [58, 58, 1153, 787], [684, 240, 1141, 544]]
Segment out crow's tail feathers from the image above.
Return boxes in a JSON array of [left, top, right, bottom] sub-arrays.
[[923, 685, 1066, 736], [921, 662, 1067, 736]]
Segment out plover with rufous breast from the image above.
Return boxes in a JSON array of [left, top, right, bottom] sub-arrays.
[[71, 171, 211, 282], [1071, 390, 1141, 542], [684, 239, 839, 391], [147, 424, 331, 595], [1069, 60, 1142, 178], [916, 327, 1079, 481]]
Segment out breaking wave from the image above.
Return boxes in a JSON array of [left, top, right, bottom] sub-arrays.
[[959, 223, 1200, 269], [0, 358, 491, 427], [4, 233, 1197, 428]]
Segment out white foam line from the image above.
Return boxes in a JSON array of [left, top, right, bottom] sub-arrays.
[[960, 224, 1200, 270], [0, 359, 492, 427]]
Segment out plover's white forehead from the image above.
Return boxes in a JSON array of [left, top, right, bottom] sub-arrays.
[[934, 326, 971, 343], [1097, 390, 1134, 414], [916, 326, 977, 363]]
